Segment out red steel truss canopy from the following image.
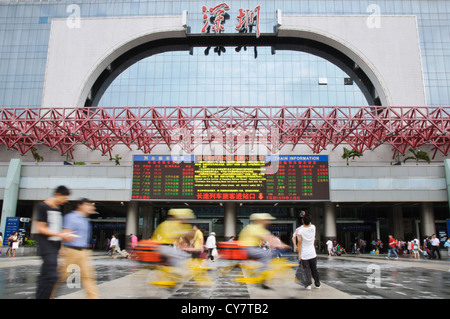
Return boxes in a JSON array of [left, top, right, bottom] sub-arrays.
[[0, 106, 449, 159]]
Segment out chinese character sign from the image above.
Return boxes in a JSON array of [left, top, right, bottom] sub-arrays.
[[236, 6, 261, 38], [201, 3, 261, 38], [202, 3, 230, 34]]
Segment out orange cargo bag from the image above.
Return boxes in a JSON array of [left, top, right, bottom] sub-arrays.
[[133, 240, 165, 264], [218, 241, 248, 260]]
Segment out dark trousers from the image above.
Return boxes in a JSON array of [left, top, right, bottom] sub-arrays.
[[36, 253, 58, 299], [431, 246, 441, 259], [207, 248, 214, 261], [301, 257, 320, 287]]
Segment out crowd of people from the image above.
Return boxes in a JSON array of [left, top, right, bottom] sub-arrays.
[[324, 234, 449, 260]]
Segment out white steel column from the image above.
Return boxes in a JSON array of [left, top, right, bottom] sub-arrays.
[[224, 202, 237, 239], [420, 202, 436, 237], [126, 201, 139, 237], [324, 202, 337, 240]]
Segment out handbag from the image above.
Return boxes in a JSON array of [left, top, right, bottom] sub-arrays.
[[295, 261, 312, 287]]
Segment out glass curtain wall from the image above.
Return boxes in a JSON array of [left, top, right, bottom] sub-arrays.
[[0, 0, 449, 108]]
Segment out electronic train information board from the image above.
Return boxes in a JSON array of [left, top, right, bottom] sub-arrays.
[[132, 155, 329, 201]]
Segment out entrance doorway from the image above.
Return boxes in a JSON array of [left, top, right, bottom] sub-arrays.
[[91, 220, 126, 251], [336, 222, 376, 253]]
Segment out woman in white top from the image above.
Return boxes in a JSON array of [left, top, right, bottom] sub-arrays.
[[297, 213, 320, 289]]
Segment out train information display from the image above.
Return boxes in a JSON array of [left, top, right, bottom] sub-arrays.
[[132, 155, 329, 201]]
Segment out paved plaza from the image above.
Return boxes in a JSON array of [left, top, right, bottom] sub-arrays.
[[0, 252, 449, 301]]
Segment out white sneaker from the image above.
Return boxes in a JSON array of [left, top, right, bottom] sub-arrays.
[[305, 285, 311, 290], [315, 284, 321, 289]]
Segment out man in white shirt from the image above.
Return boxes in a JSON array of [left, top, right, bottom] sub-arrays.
[[296, 212, 320, 289], [431, 234, 441, 259]]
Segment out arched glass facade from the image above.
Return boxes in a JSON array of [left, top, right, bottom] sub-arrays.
[[97, 49, 369, 107]]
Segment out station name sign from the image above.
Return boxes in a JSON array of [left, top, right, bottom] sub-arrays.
[[201, 3, 261, 38], [132, 155, 329, 201]]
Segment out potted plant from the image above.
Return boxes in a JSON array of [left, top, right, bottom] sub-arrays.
[[403, 148, 430, 165], [110, 154, 122, 166], [31, 148, 44, 164], [342, 147, 363, 166]]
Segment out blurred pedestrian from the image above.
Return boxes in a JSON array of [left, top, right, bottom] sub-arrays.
[[239, 213, 290, 289], [130, 233, 138, 250], [191, 225, 204, 258], [386, 235, 398, 259], [104, 237, 110, 252], [205, 232, 217, 261], [413, 238, 420, 259], [35, 185, 76, 299], [151, 208, 195, 271], [8, 232, 18, 257], [360, 238, 367, 254], [296, 212, 320, 289], [431, 234, 441, 259], [50, 198, 99, 299], [326, 238, 333, 256], [444, 237, 450, 257], [110, 234, 120, 258]]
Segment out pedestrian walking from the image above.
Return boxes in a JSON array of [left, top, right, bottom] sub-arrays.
[[431, 234, 441, 259], [386, 235, 398, 259], [50, 198, 99, 299], [110, 234, 120, 258], [191, 225, 204, 259], [35, 185, 76, 299], [326, 238, 333, 256], [130, 233, 138, 250], [205, 232, 217, 261], [296, 212, 320, 290]]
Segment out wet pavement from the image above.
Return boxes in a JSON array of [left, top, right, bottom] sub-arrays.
[[0, 252, 449, 300]]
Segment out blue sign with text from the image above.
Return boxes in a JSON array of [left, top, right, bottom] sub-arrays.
[[3, 217, 19, 246]]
